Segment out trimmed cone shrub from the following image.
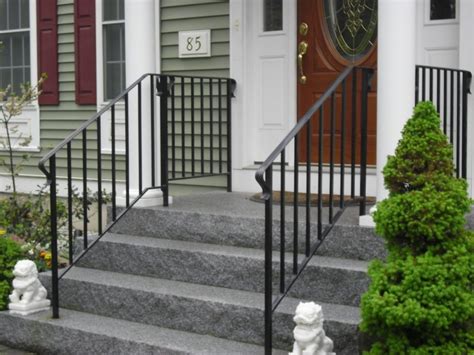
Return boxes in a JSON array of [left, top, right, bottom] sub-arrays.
[[360, 102, 474, 354], [0, 236, 24, 310]]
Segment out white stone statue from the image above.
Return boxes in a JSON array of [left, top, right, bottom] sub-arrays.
[[8, 260, 50, 316], [289, 302, 335, 355]]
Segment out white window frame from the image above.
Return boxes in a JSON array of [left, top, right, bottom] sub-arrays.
[[96, 0, 126, 155], [0, 0, 40, 152]]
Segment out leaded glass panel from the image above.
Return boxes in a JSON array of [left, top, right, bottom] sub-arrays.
[[323, 0, 377, 61]]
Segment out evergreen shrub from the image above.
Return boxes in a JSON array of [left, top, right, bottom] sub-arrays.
[[360, 102, 474, 354]]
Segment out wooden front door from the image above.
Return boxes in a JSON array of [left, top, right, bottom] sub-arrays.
[[297, 0, 377, 165]]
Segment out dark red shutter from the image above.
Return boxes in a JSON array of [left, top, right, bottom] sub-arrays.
[[37, 0, 59, 105], [74, 0, 96, 105]]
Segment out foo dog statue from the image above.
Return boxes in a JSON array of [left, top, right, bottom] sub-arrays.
[[289, 302, 335, 355], [8, 260, 50, 315]]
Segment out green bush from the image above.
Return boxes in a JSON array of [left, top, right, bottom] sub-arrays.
[[360, 102, 474, 354], [0, 237, 24, 310]]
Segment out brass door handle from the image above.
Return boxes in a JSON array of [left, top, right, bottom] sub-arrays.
[[298, 41, 308, 84]]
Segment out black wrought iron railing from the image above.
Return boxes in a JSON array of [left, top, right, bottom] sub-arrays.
[[38, 73, 236, 318], [255, 66, 374, 354], [415, 65, 472, 178]]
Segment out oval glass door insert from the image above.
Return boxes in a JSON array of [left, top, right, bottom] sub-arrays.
[[323, 0, 377, 62]]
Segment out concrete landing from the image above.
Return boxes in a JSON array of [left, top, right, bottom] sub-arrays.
[[152, 191, 374, 225]]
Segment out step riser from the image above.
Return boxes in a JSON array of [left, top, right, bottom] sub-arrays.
[[111, 208, 386, 261], [78, 240, 368, 307], [40, 275, 358, 354], [0, 312, 184, 355]]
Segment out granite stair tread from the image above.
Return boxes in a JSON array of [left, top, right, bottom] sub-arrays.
[[50, 266, 361, 325], [0, 309, 286, 355], [103, 232, 369, 272]]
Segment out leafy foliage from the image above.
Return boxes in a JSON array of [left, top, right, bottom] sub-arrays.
[[360, 102, 474, 354], [0, 237, 24, 310], [0, 75, 47, 194]]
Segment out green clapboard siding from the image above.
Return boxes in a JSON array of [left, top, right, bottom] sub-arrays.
[[161, 0, 230, 188]]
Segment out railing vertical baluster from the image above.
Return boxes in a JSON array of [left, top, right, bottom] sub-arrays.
[[124, 93, 130, 207], [218, 79, 223, 173], [340, 78, 346, 208], [226, 80, 233, 192], [415, 65, 419, 104], [264, 165, 273, 355], [280, 149, 286, 293], [111, 104, 116, 221], [360, 69, 370, 216], [138, 83, 143, 192], [461, 72, 471, 179], [329, 93, 335, 223], [66, 142, 73, 264], [351, 69, 357, 198], [159, 75, 169, 206], [443, 69, 448, 134], [150, 76, 156, 187], [429, 67, 433, 102], [436, 68, 441, 112], [82, 130, 88, 248], [96, 119, 103, 235], [305, 120, 311, 257], [456, 71, 461, 178], [450, 70, 454, 145], [293, 134, 299, 274], [210, 78, 214, 174], [422, 67, 426, 101], [191, 77, 196, 175], [50, 156, 59, 319], [201, 78, 205, 174], [181, 77, 186, 177], [171, 78, 176, 179], [318, 107, 323, 239]]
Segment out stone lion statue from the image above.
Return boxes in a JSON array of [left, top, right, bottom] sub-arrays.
[[289, 302, 335, 355], [9, 260, 47, 305]]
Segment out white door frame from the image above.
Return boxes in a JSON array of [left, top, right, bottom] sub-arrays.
[[229, 0, 297, 170]]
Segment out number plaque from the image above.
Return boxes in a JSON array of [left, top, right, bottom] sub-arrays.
[[178, 30, 211, 58]]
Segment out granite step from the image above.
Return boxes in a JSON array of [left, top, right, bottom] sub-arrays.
[[78, 233, 369, 307], [40, 267, 359, 353], [0, 309, 284, 355], [110, 205, 386, 261]]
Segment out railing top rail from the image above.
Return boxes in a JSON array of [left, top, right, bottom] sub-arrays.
[[416, 64, 473, 77], [162, 73, 237, 82], [255, 65, 356, 195], [38, 72, 236, 176]]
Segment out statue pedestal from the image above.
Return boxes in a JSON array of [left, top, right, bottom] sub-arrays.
[[9, 299, 50, 316]]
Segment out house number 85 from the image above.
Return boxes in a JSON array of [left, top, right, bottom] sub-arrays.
[[186, 36, 202, 52]]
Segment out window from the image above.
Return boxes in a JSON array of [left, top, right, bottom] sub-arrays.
[[264, 0, 283, 32], [0, 0, 30, 95], [430, 0, 456, 21], [103, 0, 125, 100]]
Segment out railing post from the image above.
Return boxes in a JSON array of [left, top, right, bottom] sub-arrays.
[[49, 156, 59, 319], [359, 69, 372, 216], [158, 75, 169, 206], [461, 72, 472, 180], [226, 80, 236, 192], [264, 165, 273, 355]]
